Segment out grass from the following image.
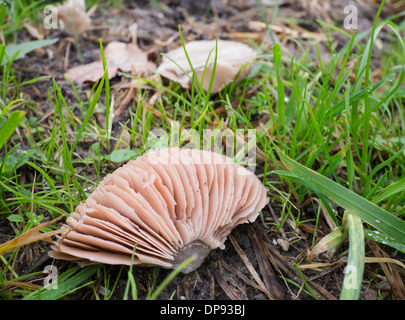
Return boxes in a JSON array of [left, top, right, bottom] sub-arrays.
[[0, 0, 405, 300]]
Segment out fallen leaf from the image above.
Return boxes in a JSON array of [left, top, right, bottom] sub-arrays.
[[157, 40, 257, 93], [64, 41, 157, 84]]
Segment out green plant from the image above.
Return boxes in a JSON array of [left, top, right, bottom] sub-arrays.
[[265, 0, 405, 300]]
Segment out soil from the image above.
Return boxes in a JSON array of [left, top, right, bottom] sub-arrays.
[[3, 0, 405, 300]]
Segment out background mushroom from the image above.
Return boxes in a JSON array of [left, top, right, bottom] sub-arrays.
[[157, 40, 257, 93], [49, 148, 268, 273], [56, 0, 92, 35]]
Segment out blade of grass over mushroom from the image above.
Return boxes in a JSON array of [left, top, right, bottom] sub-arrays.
[[273, 147, 405, 247], [159, 50, 212, 130], [176, 27, 219, 129], [123, 243, 138, 300], [340, 212, 364, 300], [147, 256, 196, 300]]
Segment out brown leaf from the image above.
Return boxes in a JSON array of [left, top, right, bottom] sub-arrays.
[[64, 41, 157, 84]]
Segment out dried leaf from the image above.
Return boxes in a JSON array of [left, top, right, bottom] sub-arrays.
[[307, 227, 344, 262], [64, 41, 157, 84]]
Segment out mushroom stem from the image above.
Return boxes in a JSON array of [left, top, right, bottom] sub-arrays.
[[171, 240, 211, 274]]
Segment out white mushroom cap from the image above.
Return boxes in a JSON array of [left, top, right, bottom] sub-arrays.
[[49, 148, 268, 273], [157, 40, 257, 93], [56, 0, 91, 35]]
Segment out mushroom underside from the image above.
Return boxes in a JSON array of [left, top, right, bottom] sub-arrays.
[[49, 148, 268, 273]]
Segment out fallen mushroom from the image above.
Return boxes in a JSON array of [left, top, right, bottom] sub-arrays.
[[157, 40, 257, 93], [49, 148, 268, 273]]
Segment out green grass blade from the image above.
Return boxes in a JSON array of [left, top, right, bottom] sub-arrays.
[[123, 244, 138, 300], [0, 110, 26, 149], [25, 160, 56, 191], [274, 147, 405, 245], [147, 256, 195, 300], [294, 262, 318, 300], [371, 177, 405, 205], [273, 43, 285, 133], [23, 264, 101, 300], [340, 213, 364, 300], [4, 38, 58, 64], [364, 230, 405, 253]]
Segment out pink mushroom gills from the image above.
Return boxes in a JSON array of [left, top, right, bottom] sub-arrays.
[[49, 148, 269, 273]]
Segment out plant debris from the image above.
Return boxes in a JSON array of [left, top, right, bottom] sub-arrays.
[[64, 41, 156, 84]]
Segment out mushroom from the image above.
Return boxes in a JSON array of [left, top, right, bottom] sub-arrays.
[[49, 148, 268, 273], [56, 0, 92, 35], [157, 40, 257, 93]]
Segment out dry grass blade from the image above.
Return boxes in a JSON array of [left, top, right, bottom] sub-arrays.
[[0, 216, 63, 255], [210, 266, 241, 300], [229, 234, 275, 300], [3, 280, 41, 291], [220, 261, 270, 296], [369, 241, 405, 300], [308, 280, 338, 300], [364, 257, 405, 269], [301, 256, 405, 270], [247, 224, 284, 300], [263, 235, 337, 300]]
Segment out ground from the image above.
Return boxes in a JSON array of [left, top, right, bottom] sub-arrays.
[[1, 0, 405, 300]]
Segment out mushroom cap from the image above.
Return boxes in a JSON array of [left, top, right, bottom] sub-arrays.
[[49, 148, 268, 273], [157, 40, 257, 93], [56, 0, 91, 35]]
